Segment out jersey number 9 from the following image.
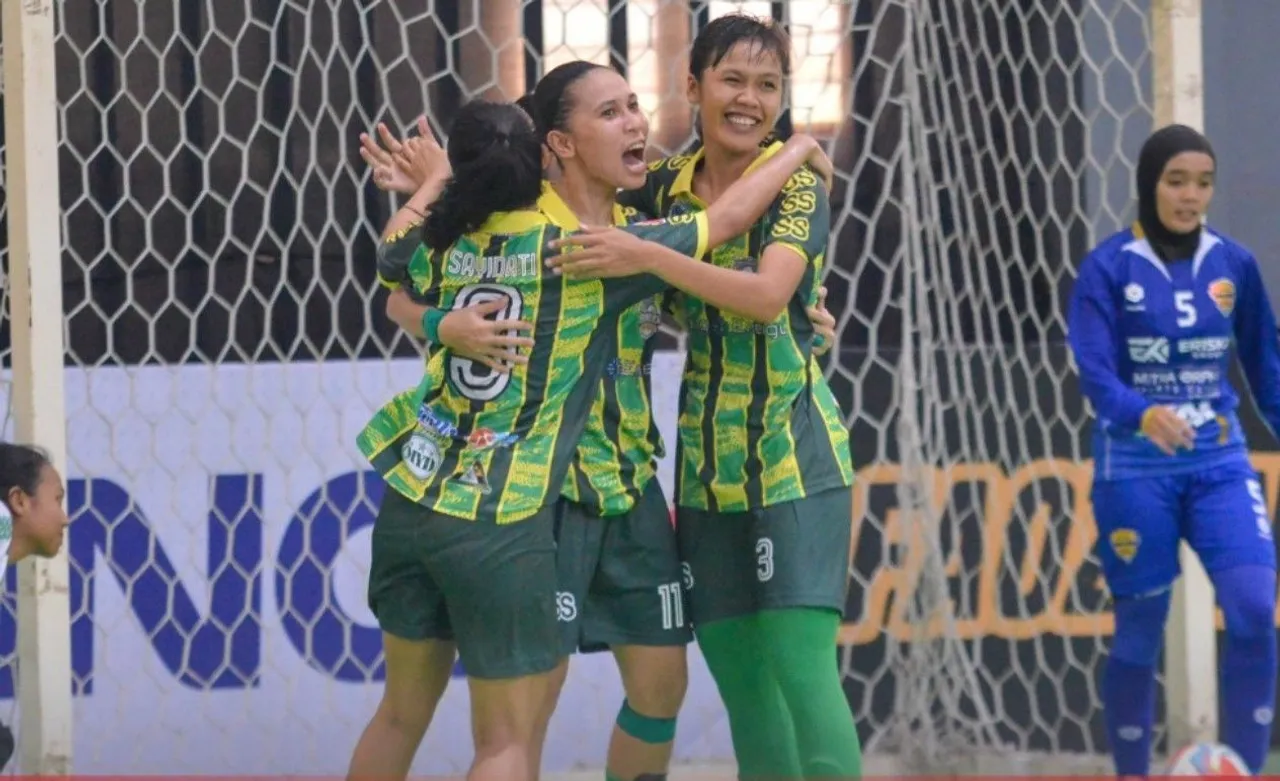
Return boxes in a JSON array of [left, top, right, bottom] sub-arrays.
[[448, 283, 524, 402]]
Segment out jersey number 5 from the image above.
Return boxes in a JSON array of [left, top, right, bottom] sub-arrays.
[[448, 283, 524, 401], [1175, 291, 1196, 328]]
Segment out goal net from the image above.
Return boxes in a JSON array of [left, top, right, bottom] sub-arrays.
[[0, 0, 1175, 776]]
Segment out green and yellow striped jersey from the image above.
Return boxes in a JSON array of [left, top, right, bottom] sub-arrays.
[[358, 206, 708, 525], [535, 185, 668, 516], [619, 141, 854, 513]]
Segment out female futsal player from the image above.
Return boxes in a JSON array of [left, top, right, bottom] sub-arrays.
[[1067, 124, 1280, 775], [350, 82, 829, 781], [548, 15, 861, 779]]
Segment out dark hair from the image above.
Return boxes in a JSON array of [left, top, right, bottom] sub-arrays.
[[689, 13, 791, 80], [0, 443, 51, 509], [529, 60, 610, 141], [513, 94, 536, 120], [420, 100, 543, 252]]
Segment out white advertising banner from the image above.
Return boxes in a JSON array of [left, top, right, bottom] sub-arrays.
[[0, 354, 732, 775]]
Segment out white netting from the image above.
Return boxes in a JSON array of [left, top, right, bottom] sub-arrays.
[[0, 0, 1164, 776], [835, 0, 1153, 773]]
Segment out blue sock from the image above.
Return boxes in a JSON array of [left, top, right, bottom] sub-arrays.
[[1105, 589, 1171, 776], [1213, 565, 1277, 773]]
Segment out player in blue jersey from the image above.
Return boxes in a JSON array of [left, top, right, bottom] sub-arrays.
[[1067, 124, 1280, 776]]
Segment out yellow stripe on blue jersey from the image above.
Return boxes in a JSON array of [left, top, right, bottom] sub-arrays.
[[536, 184, 667, 516], [357, 203, 708, 524], [618, 142, 855, 513]]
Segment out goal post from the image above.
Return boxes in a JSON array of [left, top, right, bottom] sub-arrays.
[[1151, 0, 1217, 751], [2, 0, 73, 774]]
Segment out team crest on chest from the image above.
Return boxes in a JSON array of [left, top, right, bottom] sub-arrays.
[[1207, 277, 1236, 317], [636, 297, 662, 339]]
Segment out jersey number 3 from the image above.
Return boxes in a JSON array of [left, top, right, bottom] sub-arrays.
[[1175, 290, 1196, 328], [448, 283, 524, 401]]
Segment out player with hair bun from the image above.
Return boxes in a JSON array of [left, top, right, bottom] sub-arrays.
[[1068, 123, 1280, 776]]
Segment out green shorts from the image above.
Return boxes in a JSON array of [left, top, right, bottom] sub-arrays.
[[676, 486, 853, 626], [367, 486, 563, 680], [555, 478, 693, 653]]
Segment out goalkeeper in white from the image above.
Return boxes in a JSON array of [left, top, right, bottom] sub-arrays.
[[0, 442, 71, 770]]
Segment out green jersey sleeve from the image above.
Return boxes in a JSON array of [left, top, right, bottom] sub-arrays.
[[376, 221, 429, 289], [598, 210, 708, 311], [624, 210, 710, 259], [403, 243, 443, 305], [765, 167, 831, 267]]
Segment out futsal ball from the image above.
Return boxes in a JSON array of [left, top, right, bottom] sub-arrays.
[[1165, 742, 1251, 776]]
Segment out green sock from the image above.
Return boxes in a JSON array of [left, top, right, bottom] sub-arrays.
[[757, 608, 862, 780], [696, 615, 802, 780]]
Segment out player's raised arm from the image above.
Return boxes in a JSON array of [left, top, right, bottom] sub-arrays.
[[644, 163, 828, 323], [372, 131, 452, 291], [548, 151, 829, 323], [1231, 252, 1280, 440], [700, 133, 833, 248]]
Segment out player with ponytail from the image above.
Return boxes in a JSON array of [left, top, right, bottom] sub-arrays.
[[349, 75, 827, 779]]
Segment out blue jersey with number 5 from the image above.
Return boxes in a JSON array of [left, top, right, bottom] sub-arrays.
[[1067, 224, 1280, 480]]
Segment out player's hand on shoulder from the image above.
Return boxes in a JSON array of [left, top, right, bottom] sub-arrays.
[[547, 226, 651, 279], [782, 133, 834, 190], [439, 297, 535, 374], [1140, 405, 1196, 456]]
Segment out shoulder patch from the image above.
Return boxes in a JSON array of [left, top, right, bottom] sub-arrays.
[[386, 221, 423, 244]]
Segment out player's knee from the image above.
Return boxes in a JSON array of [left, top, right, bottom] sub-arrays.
[[1217, 567, 1277, 639], [618, 646, 688, 718], [1111, 589, 1172, 665], [374, 690, 435, 738]]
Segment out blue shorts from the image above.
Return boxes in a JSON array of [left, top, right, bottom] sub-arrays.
[[1091, 457, 1276, 598]]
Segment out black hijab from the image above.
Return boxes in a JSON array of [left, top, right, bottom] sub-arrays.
[[1136, 124, 1216, 262]]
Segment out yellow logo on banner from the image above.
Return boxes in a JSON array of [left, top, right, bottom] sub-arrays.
[[839, 453, 1280, 645]]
